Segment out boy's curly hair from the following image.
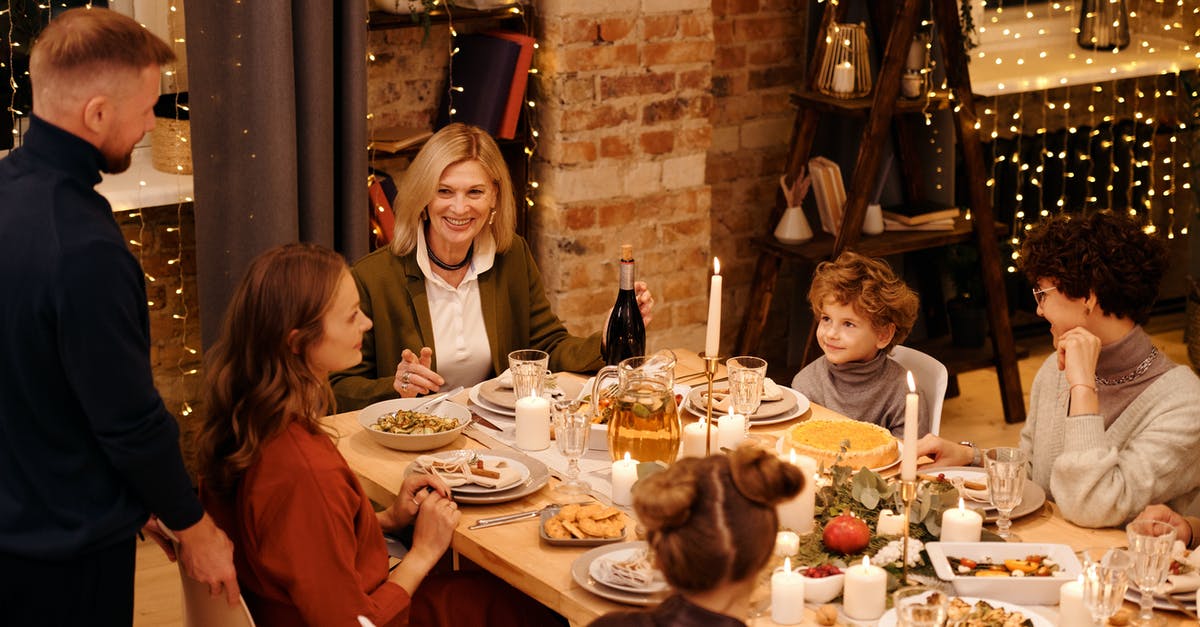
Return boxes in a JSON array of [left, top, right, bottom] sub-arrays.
[[1019, 212, 1167, 325], [808, 251, 919, 351]]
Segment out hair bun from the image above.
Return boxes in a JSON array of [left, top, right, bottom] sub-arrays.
[[632, 458, 700, 533], [728, 445, 805, 506]]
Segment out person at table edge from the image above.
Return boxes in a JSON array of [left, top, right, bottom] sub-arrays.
[[917, 212, 1200, 529], [332, 123, 653, 410]]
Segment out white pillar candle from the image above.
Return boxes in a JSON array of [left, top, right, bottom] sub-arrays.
[[680, 420, 717, 458], [844, 556, 887, 620], [831, 61, 855, 93], [774, 531, 800, 558], [770, 557, 805, 625], [611, 452, 638, 506], [777, 450, 817, 533], [514, 394, 550, 451], [717, 409, 746, 451], [704, 258, 722, 356], [940, 498, 984, 543], [876, 509, 907, 536], [1059, 577, 1091, 627], [901, 371, 919, 481]]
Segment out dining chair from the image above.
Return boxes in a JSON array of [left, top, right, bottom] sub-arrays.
[[888, 345, 948, 435], [156, 521, 257, 627]]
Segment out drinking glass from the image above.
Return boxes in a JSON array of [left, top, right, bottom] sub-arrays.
[[726, 356, 768, 417], [1126, 520, 1177, 626], [1079, 547, 1133, 626], [552, 400, 590, 500], [892, 586, 947, 627], [508, 349, 549, 398], [983, 447, 1026, 540]]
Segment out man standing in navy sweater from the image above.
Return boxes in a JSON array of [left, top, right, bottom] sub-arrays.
[[0, 8, 238, 624]]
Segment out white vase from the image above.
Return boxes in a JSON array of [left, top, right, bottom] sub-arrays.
[[863, 203, 885, 235], [775, 206, 814, 244]]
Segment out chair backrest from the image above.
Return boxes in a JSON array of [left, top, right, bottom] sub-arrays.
[[157, 521, 256, 627], [888, 345, 948, 436]]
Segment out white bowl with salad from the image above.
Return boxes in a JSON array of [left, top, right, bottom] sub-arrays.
[[358, 398, 471, 452]]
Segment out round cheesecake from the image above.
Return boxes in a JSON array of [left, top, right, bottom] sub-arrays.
[[783, 417, 898, 470]]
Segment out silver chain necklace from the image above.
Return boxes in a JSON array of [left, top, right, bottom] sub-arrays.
[[1095, 347, 1159, 386]]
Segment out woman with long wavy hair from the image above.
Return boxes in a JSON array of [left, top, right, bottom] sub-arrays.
[[195, 243, 559, 626]]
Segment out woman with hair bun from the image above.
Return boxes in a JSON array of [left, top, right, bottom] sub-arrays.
[[589, 445, 805, 626]]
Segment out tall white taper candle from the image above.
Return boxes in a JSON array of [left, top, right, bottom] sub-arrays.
[[704, 258, 722, 356]]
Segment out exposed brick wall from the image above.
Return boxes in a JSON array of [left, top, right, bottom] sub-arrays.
[[709, 0, 806, 362], [115, 203, 203, 469], [533, 0, 716, 352]]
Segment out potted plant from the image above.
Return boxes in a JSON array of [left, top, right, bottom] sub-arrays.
[[945, 244, 988, 348]]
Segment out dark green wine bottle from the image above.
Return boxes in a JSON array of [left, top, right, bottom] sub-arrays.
[[604, 244, 646, 365]]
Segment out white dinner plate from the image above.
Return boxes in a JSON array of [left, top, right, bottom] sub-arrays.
[[776, 437, 903, 473], [587, 546, 669, 594], [687, 387, 810, 426], [404, 449, 548, 504], [876, 594, 1054, 627], [469, 383, 516, 417], [932, 467, 1047, 522], [1124, 587, 1198, 614], [425, 451, 530, 494], [571, 541, 672, 606]]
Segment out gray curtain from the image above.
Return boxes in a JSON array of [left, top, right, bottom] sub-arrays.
[[185, 0, 368, 347]]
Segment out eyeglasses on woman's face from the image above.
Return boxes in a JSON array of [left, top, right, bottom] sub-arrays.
[[1031, 285, 1057, 306]]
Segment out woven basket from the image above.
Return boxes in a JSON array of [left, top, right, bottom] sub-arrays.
[[151, 117, 193, 175]]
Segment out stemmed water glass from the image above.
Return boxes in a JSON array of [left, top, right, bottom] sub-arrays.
[[726, 356, 767, 417], [1079, 547, 1133, 627], [893, 586, 948, 627], [552, 400, 590, 500], [983, 447, 1026, 540], [1126, 519, 1177, 626]]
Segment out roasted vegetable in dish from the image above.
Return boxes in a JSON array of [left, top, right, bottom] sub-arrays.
[[946, 597, 1034, 626], [948, 554, 1059, 577], [370, 410, 460, 434]]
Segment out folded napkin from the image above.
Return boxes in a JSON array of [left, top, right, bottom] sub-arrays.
[[414, 455, 523, 490], [1163, 542, 1200, 594], [762, 377, 784, 402], [493, 368, 563, 398]]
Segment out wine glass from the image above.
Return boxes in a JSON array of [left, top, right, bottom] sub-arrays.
[[893, 586, 947, 627], [727, 356, 767, 417], [1126, 519, 1177, 626], [983, 447, 1026, 540], [1079, 547, 1133, 627], [552, 400, 590, 500]]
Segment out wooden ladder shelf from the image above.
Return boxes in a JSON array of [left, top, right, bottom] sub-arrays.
[[736, 0, 1026, 423]]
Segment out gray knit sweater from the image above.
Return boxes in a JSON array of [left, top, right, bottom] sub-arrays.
[[790, 351, 927, 437], [1019, 355, 1200, 528]]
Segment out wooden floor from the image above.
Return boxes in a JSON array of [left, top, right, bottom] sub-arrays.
[[131, 319, 1192, 625]]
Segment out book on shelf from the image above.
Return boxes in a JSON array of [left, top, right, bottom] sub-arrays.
[[880, 201, 960, 226], [369, 126, 433, 153], [882, 217, 956, 231], [484, 30, 535, 140], [807, 156, 846, 235], [435, 33, 522, 137]]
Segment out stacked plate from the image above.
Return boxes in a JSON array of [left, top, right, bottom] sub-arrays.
[[405, 449, 549, 505], [571, 541, 672, 606], [468, 373, 587, 422], [933, 467, 1047, 522], [683, 385, 811, 426]]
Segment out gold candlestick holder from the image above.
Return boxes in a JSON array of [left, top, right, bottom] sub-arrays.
[[900, 479, 918, 585], [700, 353, 720, 455]]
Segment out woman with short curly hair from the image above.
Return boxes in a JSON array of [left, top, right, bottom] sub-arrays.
[[918, 211, 1200, 528]]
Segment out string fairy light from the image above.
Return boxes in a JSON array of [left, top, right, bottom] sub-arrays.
[[971, 0, 1197, 249]]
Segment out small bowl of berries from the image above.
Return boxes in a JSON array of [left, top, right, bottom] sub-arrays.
[[799, 563, 844, 604]]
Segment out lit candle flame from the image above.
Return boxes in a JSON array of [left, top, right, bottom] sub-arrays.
[[623, 452, 632, 463], [713, 257, 721, 275], [907, 370, 916, 393], [784, 556, 792, 571], [860, 555, 870, 569], [958, 496, 966, 509]]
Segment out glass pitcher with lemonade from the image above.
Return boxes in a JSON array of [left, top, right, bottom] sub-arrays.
[[593, 349, 681, 464]]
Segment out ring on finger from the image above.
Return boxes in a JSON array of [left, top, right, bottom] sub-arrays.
[[401, 382, 410, 393], [402, 372, 411, 384]]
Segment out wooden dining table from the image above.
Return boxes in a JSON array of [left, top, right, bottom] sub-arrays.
[[324, 349, 1194, 626]]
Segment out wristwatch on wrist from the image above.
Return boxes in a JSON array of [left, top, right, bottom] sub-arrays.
[[959, 441, 983, 466]]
